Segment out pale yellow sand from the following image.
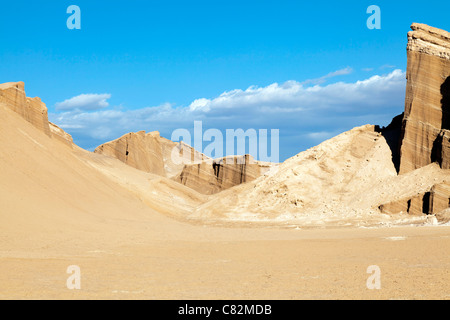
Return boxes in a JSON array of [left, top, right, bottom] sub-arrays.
[[1, 226, 449, 300]]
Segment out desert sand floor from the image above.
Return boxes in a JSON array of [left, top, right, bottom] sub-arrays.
[[1, 224, 449, 300]]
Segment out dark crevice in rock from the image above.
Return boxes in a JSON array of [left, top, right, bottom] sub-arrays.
[[376, 113, 403, 174], [441, 76, 450, 130], [423, 192, 431, 214]]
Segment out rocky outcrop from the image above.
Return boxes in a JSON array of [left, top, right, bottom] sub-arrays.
[[0, 82, 73, 147], [176, 155, 274, 195], [94, 131, 209, 178], [0, 82, 52, 136], [398, 23, 450, 174]]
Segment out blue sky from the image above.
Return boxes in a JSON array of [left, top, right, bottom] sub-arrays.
[[1, 1, 449, 161]]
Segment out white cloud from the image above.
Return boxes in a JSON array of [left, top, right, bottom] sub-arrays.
[[189, 98, 211, 112], [380, 64, 396, 69], [50, 69, 406, 159], [306, 131, 337, 141], [55, 93, 112, 111], [184, 69, 404, 115], [302, 67, 353, 85]]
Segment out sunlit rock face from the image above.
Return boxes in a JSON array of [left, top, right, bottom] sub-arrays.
[[399, 23, 450, 174]]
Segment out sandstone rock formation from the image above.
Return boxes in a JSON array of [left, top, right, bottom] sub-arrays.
[[0, 82, 73, 147], [95, 131, 209, 178], [375, 24, 450, 216], [176, 155, 274, 195], [398, 23, 450, 174]]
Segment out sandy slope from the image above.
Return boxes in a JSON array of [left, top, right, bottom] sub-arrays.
[[192, 125, 450, 227], [1, 104, 450, 299]]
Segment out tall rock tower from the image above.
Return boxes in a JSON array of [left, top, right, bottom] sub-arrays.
[[399, 23, 450, 174]]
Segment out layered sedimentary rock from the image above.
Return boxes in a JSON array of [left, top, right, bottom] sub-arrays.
[[95, 131, 209, 178], [177, 155, 274, 195], [0, 82, 73, 147], [398, 23, 450, 174]]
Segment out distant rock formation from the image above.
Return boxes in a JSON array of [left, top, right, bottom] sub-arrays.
[[0, 82, 73, 146], [95, 132, 275, 193], [398, 23, 450, 174], [176, 155, 275, 195], [95, 131, 166, 176], [95, 131, 209, 178]]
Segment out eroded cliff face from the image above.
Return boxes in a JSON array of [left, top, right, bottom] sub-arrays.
[[399, 23, 450, 174], [176, 155, 274, 195], [0, 82, 73, 146]]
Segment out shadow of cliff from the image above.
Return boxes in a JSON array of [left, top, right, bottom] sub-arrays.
[[431, 76, 450, 165], [375, 113, 403, 173], [442, 76, 450, 129]]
